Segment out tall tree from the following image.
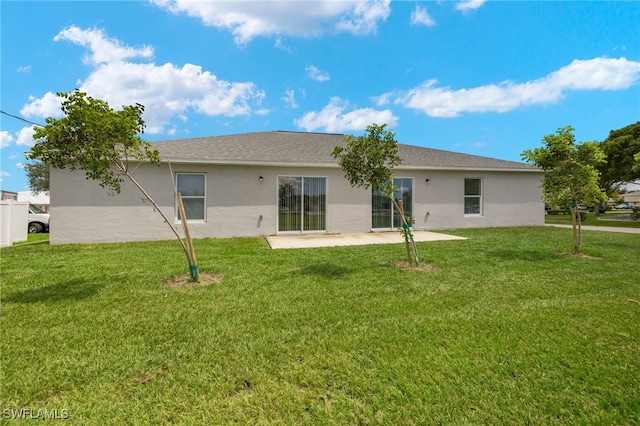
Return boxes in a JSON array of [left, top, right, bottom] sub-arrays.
[[29, 90, 199, 281], [331, 123, 420, 266], [521, 126, 607, 254], [598, 121, 640, 194], [24, 160, 49, 193]]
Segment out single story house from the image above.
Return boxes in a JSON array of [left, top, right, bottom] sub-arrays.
[[18, 191, 50, 212], [621, 191, 640, 207], [49, 131, 544, 244], [1, 190, 18, 201]]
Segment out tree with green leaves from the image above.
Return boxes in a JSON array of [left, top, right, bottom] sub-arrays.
[[331, 123, 420, 266], [521, 126, 607, 254], [598, 121, 640, 196], [24, 160, 49, 193], [29, 90, 199, 281]]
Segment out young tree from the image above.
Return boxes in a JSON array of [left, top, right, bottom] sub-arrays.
[[521, 126, 606, 254], [29, 90, 199, 281], [24, 160, 50, 193], [331, 123, 420, 266]]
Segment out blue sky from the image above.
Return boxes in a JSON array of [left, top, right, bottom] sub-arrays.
[[1, 0, 639, 192]]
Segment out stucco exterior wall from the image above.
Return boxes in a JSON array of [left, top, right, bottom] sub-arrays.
[[408, 169, 544, 230], [50, 164, 543, 244]]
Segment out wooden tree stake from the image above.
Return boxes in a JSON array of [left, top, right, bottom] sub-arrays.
[[177, 193, 199, 281]]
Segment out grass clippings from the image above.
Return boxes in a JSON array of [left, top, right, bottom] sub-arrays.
[[164, 272, 221, 288], [396, 260, 438, 271], [133, 369, 165, 385], [557, 251, 602, 259]]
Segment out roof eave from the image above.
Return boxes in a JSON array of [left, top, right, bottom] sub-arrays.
[[396, 165, 542, 173], [160, 158, 540, 173]]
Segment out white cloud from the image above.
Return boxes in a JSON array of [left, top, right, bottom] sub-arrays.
[[281, 89, 298, 108], [274, 36, 294, 53], [305, 65, 330, 82], [15, 162, 26, 170], [384, 57, 640, 117], [294, 96, 398, 133], [16, 127, 37, 147], [335, 0, 391, 35], [151, 0, 391, 45], [372, 92, 393, 106], [54, 26, 153, 65], [17, 66, 31, 73], [20, 27, 265, 134], [0, 170, 10, 182], [456, 0, 486, 12], [0, 130, 13, 148], [546, 57, 640, 90], [20, 92, 63, 118], [411, 5, 436, 27], [79, 61, 265, 133]]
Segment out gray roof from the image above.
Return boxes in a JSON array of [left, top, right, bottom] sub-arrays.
[[152, 130, 539, 172]]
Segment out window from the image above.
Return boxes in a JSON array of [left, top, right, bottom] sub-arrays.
[[464, 178, 482, 215], [278, 176, 326, 232], [176, 173, 206, 221], [372, 178, 413, 229]]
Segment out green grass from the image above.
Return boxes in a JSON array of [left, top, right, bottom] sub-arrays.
[[1, 227, 639, 424], [546, 212, 640, 228], [11, 233, 51, 246]]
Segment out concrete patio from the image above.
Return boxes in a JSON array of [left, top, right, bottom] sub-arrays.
[[266, 230, 467, 249]]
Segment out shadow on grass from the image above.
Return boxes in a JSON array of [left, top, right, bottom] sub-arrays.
[[295, 263, 354, 279], [3, 279, 102, 304]]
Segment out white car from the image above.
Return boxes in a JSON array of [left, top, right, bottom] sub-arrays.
[[28, 204, 50, 233], [614, 203, 631, 210]]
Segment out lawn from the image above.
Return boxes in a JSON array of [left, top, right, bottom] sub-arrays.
[[546, 211, 640, 228], [1, 227, 639, 424]]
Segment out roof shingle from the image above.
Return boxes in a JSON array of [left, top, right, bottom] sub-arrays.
[[152, 130, 538, 171]]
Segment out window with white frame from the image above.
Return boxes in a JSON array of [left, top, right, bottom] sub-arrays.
[[464, 178, 482, 215], [176, 173, 206, 221]]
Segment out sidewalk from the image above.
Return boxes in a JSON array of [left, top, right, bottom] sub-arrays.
[[545, 224, 640, 234]]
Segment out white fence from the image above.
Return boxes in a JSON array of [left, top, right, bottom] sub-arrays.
[[0, 200, 28, 247]]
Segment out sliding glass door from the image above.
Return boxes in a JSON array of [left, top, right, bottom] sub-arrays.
[[372, 178, 413, 229], [278, 176, 326, 232]]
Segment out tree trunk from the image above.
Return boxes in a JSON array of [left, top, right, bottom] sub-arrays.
[[577, 207, 582, 254], [393, 198, 420, 266], [398, 201, 413, 265], [122, 169, 192, 269], [571, 206, 580, 254]]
